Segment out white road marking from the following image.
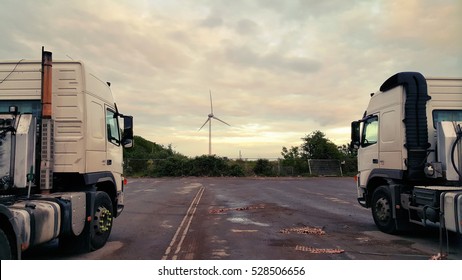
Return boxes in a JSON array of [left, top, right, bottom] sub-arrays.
[[231, 229, 259, 233], [162, 185, 205, 260]]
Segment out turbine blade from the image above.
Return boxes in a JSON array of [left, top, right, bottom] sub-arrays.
[[198, 118, 211, 131], [209, 89, 214, 115], [213, 116, 231, 126]]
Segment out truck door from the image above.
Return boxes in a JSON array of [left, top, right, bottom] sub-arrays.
[[358, 115, 379, 186], [378, 109, 403, 170]]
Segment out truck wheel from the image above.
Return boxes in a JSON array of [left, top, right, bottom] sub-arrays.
[[0, 228, 13, 260], [90, 191, 114, 251], [371, 186, 397, 234]]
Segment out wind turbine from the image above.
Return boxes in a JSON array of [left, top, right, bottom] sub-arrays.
[[198, 90, 230, 155]]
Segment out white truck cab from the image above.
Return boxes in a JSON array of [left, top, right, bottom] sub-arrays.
[[0, 49, 133, 259], [351, 72, 462, 235]]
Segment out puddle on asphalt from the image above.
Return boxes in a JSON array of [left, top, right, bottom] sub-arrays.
[[227, 217, 270, 227]]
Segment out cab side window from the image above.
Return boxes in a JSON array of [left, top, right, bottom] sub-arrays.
[[362, 116, 378, 147], [106, 109, 120, 145]]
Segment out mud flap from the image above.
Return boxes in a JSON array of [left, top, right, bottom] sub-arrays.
[[389, 184, 414, 231], [59, 192, 95, 253]]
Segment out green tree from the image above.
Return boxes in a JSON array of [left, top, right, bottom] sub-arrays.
[[300, 130, 342, 160], [337, 144, 358, 176], [281, 146, 307, 174], [338, 143, 357, 158], [280, 130, 358, 176], [281, 146, 301, 161]]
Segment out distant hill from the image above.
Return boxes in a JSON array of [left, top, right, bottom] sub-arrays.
[[123, 135, 180, 160]]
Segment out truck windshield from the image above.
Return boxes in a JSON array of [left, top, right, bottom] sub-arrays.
[[433, 110, 462, 128]]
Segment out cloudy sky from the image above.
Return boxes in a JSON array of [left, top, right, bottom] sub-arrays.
[[1, 0, 461, 159]]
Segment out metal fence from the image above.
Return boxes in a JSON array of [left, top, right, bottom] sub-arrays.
[[308, 159, 343, 176]]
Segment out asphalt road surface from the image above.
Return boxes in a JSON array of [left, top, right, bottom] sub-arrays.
[[23, 177, 462, 260]]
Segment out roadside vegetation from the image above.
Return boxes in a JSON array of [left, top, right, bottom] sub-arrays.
[[123, 131, 357, 177]]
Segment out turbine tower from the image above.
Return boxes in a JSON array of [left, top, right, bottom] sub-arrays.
[[198, 90, 230, 155]]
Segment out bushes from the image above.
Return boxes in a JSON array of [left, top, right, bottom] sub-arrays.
[[189, 155, 229, 176], [125, 156, 356, 177], [154, 155, 190, 177], [125, 155, 246, 177], [253, 159, 276, 176], [123, 135, 355, 178]]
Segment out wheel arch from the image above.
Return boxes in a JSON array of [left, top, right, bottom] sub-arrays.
[[95, 180, 117, 215], [367, 176, 413, 233], [84, 172, 118, 215], [365, 177, 389, 207], [365, 169, 404, 207]]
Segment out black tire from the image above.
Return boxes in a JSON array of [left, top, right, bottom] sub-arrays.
[[371, 186, 397, 234], [90, 191, 114, 251], [0, 228, 13, 260]]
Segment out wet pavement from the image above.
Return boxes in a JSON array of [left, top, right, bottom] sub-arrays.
[[23, 177, 462, 260]]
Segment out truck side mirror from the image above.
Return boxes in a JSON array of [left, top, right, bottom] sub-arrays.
[[350, 121, 360, 149], [122, 116, 134, 148]]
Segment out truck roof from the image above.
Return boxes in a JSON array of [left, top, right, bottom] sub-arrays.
[[0, 60, 114, 105]]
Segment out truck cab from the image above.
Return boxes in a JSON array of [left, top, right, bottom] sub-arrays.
[[351, 72, 462, 234], [0, 50, 133, 258]]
